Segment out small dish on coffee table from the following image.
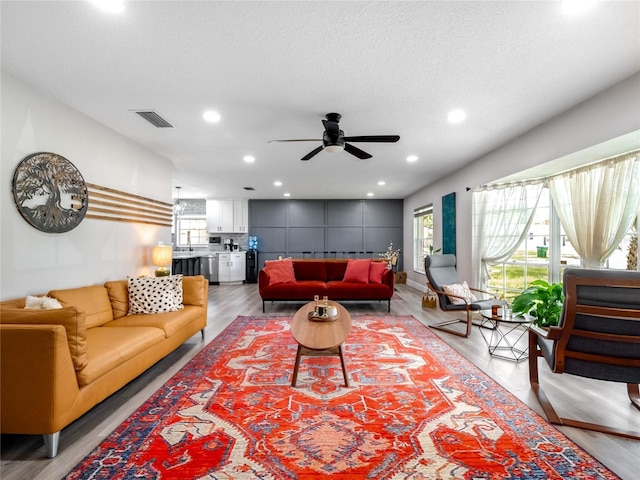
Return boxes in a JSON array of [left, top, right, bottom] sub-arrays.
[[308, 311, 337, 322]]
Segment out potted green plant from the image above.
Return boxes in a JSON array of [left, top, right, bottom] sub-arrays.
[[510, 280, 564, 327]]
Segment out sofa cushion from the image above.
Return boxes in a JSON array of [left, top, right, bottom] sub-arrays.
[[443, 281, 478, 305], [327, 281, 393, 300], [0, 304, 88, 371], [48, 285, 114, 329], [325, 261, 348, 281], [76, 326, 165, 387], [292, 260, 327, 282], [261, 280, 327, 300], [182, 275, 207, 307], [104, 280, 129, 319], [128, 276, 184, 314], [104, 306, 203, 338], [24, 295, 62, 309], [369, 261, 387, 284], [264, 259, 296, 285], [343, 258, 372, 283]]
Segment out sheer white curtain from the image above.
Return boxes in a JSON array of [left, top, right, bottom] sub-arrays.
[[472, 182, 544, 288], [548, 151, 640, 269]]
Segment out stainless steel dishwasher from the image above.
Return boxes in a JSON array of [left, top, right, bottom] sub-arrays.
[[201, 254, 219, 283]]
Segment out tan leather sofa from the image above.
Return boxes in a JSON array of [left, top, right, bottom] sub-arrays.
[[0, 275, 208, 458]]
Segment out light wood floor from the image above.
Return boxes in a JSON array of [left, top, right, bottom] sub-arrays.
[[1, 283, 638, 480]]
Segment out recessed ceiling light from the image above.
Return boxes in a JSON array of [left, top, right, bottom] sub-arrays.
[[274, 180, 282, 187], [203, 110, 221, 123], [406, 155, 418, 163], [448, 109, 466, 124], [367, 192, 374, 197], [377, 181, 386, 186], [284, 192, 291, 197], [90, 0, 125, 14], [560, 0, 597, 14], [243, 155, 255, 163]]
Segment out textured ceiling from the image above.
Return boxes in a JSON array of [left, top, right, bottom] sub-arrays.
[[2, 1, 639, 200]]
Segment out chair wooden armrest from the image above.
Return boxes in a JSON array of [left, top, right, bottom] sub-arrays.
[[427, 282, 472, 309], [529, 324, 563, 341], [469, 287, 498, 300]]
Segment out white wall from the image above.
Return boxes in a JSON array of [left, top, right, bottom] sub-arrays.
[[404, 72, 640, 291], [1, 72, 174, 300]]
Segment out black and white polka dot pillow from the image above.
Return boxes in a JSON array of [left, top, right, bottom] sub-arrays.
[[127, 275, 184, 314]]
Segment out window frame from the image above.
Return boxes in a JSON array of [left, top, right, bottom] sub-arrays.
[[175, 216, 208, 247], [413, 204, 434, 274]]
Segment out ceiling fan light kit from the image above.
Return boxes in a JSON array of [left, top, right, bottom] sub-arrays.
[[270, 113, 399, 161]]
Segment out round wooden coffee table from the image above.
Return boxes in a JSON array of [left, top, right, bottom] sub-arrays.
[[290, 300, 352, 387]]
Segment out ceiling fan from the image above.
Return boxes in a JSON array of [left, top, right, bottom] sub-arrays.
[[268, 113, 400, 161]]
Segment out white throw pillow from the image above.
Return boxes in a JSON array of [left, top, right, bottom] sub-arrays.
[[127, 275, 184, 314], [24, 295, 63, 310], [442, 281, 478, 305]]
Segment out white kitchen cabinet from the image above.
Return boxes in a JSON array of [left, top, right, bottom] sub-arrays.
[[218, 252, 246, 284], [206, 200, 234, 233], [233, 199, 249, 233]]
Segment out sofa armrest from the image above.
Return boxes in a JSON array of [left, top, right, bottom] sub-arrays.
[[258, 269, 271, 293], [0, 324, 80, 435], [0, 306, 87, 370], [382, 268, 395, 290]]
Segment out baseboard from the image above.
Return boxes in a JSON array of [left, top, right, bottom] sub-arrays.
[[406, 278, 428, 292]]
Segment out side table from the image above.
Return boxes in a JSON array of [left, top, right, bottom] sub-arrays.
[[479, 309, 531, 361]]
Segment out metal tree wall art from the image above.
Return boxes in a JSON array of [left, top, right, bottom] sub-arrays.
[[12, 152, 88, 233]]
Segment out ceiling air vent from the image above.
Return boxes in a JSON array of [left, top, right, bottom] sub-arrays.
[[243, 187, 255, 191], [133, 110, 175, 128]]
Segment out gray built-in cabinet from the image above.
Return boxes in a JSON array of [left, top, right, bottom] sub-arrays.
[[249, 199, 403, 270]]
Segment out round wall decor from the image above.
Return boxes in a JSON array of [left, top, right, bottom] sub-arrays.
[[12, 152, 88, 233]]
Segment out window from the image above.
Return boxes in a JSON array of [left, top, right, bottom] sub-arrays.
[[487, 189, 639, 300], [607, 219, 638, 270], [487, 189, 551, 299], [176, 217, 208, 247], [413, 204, 434, 274]]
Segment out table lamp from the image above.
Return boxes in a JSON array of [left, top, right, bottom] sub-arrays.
[[152, 244, 172, 277]]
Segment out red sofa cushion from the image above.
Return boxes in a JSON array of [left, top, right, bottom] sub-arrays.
[[343, 258, 371, 283], [327, 281, 392, 300], [264, 259, 296, 285], [261, 280, 327, 300], [369, 261, 387, 284], [293, 260, 327, 281], [325, 261, 348, 281]]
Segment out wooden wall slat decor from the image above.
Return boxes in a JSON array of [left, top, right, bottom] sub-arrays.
[[86, 183, 173, 227]]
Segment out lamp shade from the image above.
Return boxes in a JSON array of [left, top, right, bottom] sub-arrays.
[[152, 245, 173, 277]]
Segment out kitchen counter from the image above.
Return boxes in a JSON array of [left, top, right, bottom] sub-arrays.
[[171, 251, 246, 278], [171, 255, 202, 276], [172, 252, 205, 260], [172, 251, 246, 259]]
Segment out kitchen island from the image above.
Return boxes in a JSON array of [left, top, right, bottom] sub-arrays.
[[171, 253, 202, 276]]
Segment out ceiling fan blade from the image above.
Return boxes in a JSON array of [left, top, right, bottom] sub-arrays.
[[268, 139, 320, 143], [301, 145, 324, 161], [322, 119, 340, 138], [344, 143, 372, 159], [343, 135, 400, 143]]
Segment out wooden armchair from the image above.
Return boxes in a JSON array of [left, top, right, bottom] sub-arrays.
[[424, 254, 499, 337], [529, 268, 640, 439]]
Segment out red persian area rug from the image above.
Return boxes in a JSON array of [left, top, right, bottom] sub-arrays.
[[65, 315, 618, 479]]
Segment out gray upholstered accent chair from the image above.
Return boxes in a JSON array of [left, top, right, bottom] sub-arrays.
[[424, 254, 499, 337], [529, 268, 640, 439]]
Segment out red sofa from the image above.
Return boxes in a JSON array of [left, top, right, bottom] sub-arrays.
[[258, 259, 394, 312]]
